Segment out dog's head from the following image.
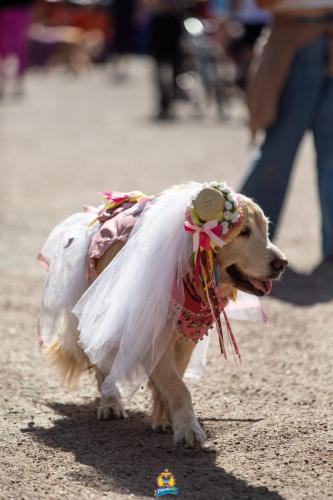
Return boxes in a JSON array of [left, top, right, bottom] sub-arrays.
[[216, 196, 287, 297]]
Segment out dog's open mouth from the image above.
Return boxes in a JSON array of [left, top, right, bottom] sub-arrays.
[[226, 264, 273, 297]]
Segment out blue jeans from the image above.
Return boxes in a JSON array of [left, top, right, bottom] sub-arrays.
[[241, 35, 333, 258]]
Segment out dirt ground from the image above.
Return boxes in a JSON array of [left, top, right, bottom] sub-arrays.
[[1, 60, 332, 500]]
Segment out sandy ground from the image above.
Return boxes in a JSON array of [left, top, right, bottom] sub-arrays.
[[0, 60, 332, 500]]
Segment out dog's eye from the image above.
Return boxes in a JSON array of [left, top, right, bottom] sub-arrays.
[[239, 226, 251, 237]]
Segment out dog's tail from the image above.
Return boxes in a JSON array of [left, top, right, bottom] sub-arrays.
[[46, 337, 89, 389], [45, 314, 89, 389]]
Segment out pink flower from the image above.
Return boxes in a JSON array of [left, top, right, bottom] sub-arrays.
[[99, 191, 127, 203]]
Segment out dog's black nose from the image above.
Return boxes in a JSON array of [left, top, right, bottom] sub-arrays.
[[271, 257, 288, 272]]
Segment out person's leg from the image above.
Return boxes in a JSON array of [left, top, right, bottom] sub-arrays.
[[312, 76, 333, 258], [0, 12, 4, 96], [241, 36, 326, 239], [154, 58, 173, 118]]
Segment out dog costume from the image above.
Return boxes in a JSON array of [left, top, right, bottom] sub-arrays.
[[38, 182, 266, 397]]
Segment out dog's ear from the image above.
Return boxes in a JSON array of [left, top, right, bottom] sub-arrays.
[[192, 187, 225, 221]]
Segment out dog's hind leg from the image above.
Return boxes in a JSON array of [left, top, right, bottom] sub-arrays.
[[149, 379, 172, 432], [150, 335, 205, 447], [95, 368, 127, 420]]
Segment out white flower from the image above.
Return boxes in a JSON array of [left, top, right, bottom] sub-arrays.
[[231, 211, 241, 222], [220, 182, 231, 195], [221, 221, 229, 235], [209, 181, 219, 188], [224, 211, 232, 221], [224, 201, 232, 210], [227, 193, 236, 203]]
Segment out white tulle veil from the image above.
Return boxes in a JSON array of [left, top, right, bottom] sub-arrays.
[[73, 182, 203, 398], [38, 211, 98, 346]]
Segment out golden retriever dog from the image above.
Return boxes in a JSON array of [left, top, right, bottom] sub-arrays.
[[44, 186, 287, 448]]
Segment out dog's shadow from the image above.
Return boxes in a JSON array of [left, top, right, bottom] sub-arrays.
[[271, 260, 333, 305], [23, 401, 283, 499]]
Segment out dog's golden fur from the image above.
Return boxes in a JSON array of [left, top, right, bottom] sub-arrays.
[[46, 337, 88, 389], [45, 193, 287, 447]]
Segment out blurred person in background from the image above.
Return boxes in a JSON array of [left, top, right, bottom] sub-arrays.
[[240, 0, 333, 261], [0, 0, 34, 96], [229, 0, 271, 89], [147, 0, 183, 119], [109, 0, 136, 81]]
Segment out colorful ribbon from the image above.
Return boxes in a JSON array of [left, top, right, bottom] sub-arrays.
[[184, 219, 227, 285], [88, 190, 148, 227], [184, 215, 241, 362], [201, 251, 241, 362], [100, 190, 147, 211]]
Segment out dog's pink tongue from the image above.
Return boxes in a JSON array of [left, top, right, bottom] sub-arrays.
[[248, 277, 272, 295]]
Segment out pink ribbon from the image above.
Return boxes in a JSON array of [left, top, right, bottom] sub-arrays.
[[184, 220, 225, 284], [99, 191, 129, 203], [100, 190, 144, 203], [184, 220, 226, 253]]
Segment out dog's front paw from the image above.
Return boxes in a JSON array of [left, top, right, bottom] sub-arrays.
[[97, 397, 127, 420], [173, 412, 206, 448], [174, 423, 206, 448]]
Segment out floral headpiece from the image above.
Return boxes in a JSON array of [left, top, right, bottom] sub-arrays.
[[184, 182, 247, 273], [184, 182, 248, 361], [186, 181, 247, 245]]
